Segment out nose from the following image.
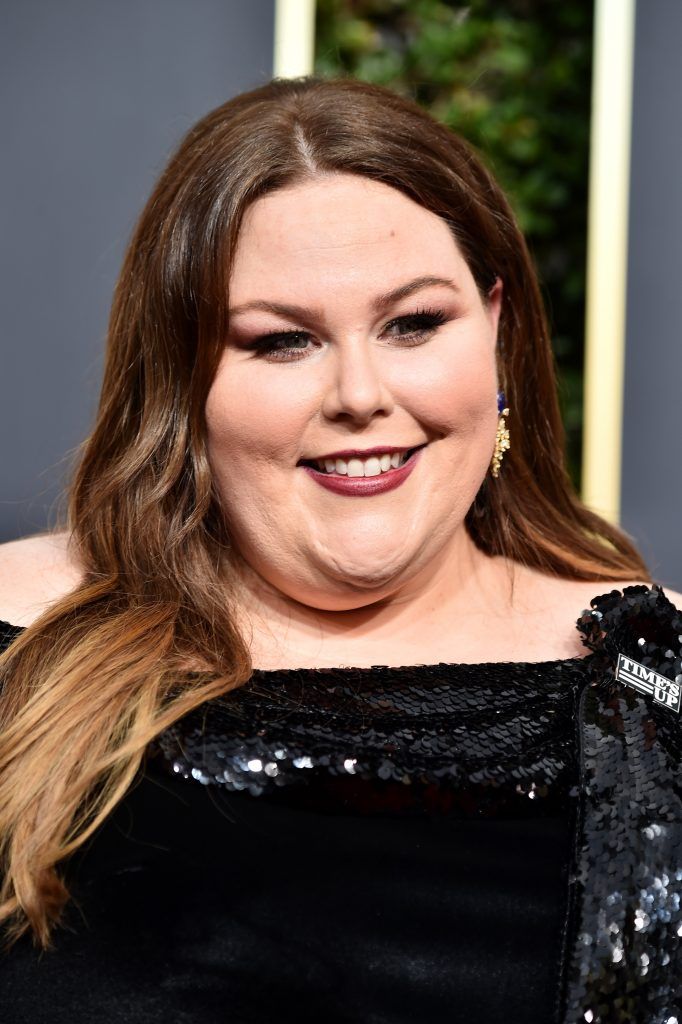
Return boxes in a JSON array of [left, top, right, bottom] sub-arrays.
[[320, 336, 395, 424]]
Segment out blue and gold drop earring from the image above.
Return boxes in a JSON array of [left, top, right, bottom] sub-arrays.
[[490, 390, 510, 477]]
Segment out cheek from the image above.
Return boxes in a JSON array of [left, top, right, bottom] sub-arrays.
[[205, 362, 309, 473], [404, 342, 497, 438]]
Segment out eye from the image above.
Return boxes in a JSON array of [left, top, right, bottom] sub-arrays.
[[246, 329, 314, 361], [384, 307, 449, 342], [245, 307, 449, 362]]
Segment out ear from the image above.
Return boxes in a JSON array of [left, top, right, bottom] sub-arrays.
[[486, 276, 504, 343]]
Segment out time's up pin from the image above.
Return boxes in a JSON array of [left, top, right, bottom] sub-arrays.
[[615, 653, 682, 713]]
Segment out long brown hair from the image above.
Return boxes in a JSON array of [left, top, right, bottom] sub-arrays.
[[0, 74, 650, 951]]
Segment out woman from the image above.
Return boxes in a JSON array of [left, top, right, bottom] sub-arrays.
[[1, 75, 681, 1024]]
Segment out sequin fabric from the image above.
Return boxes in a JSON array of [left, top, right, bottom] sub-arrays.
[[558, 584, 682, 1023], [152, 583, 682, 1022], [153, 655, 587, 820], [2, 582, 682, 1024]]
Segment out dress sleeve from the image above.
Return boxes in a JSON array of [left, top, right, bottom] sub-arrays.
[[575, 583, 682, 729], [575, 583, 682, 675]]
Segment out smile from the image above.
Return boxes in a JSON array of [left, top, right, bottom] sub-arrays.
[[298, 444, 427, 497], [300, 445, 423, 477]]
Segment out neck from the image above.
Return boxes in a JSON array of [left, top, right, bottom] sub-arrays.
[[226, 530, 524, 668]]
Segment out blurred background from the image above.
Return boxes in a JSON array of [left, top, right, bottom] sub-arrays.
[[1, 0, 679, 586]]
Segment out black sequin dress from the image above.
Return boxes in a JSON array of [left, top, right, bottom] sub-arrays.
[[0, 616, 590, 1024], [8, 584, 682, 1022]]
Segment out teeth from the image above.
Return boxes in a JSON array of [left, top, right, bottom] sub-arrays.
[[314, 449, 414, 476]]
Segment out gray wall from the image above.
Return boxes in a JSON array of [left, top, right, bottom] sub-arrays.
[[622, 0, 682, 589], [0, 0, 275, 542]]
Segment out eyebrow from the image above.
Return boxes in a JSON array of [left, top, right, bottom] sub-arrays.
[[227, 275, 461, 320]]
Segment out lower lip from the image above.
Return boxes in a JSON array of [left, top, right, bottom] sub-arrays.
[[299, 446, 426, 496]]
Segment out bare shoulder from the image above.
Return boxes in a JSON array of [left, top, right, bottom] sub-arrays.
[[540, 574, 682, 614], [562, 576, 682, 612], [0, 531, 85, 627], [506, 568, 682, 661], [531, 573, 682, 642]]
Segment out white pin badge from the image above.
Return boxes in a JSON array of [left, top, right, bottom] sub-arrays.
[[615, 653, 681, 713]]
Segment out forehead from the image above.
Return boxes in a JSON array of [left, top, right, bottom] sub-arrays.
[[228, 174, 472, 296]]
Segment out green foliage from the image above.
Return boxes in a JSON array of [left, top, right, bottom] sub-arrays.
[[315, 0, 593, 487]]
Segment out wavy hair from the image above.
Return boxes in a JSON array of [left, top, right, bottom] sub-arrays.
[[0, 74, 650, 950]]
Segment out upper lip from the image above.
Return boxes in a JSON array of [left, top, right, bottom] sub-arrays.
[[299, 443, 426, 463]]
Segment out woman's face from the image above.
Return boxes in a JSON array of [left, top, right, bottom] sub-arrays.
[[206, 173, 503, 611]]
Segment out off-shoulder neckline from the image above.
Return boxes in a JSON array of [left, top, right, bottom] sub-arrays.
[[246, 655, 591, 677], [0, 617, 591, 675], [0, 582, 676, 676]]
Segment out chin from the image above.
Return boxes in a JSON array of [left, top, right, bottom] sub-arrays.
[[314, 546, 419, 593]]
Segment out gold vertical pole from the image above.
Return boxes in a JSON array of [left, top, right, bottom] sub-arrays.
[[581, 0, 637, 523], [273, 0, 316, 79]]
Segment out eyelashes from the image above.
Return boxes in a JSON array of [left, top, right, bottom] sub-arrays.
[[243, 307, 450, 362]]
